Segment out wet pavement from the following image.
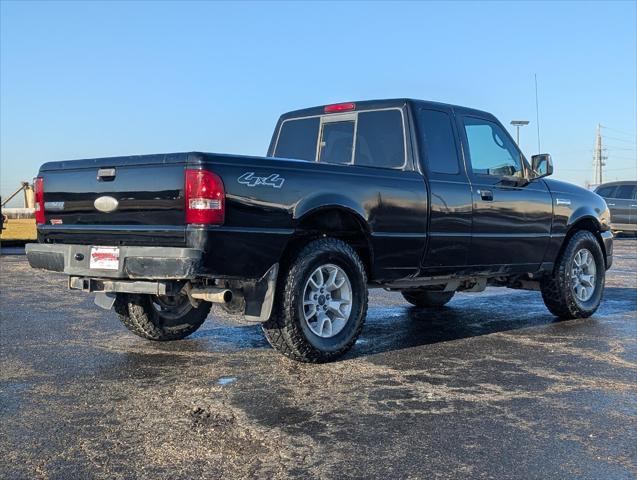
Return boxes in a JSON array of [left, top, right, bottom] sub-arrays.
[[1, 240, 636, 479], [0, 246, 26, 255]]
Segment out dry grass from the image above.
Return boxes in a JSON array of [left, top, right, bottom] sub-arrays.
[[1, 218, 36, 240]]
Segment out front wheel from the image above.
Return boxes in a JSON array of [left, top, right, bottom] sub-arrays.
[[262, 238, 368, 363], [540, 230, 605, 319], [114, 293, 211, 341]]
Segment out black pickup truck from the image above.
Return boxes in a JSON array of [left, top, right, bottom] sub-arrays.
[[26, 99, 613, 362]]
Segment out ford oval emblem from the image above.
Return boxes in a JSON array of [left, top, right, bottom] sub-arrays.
[[94, 196, 119, 213]]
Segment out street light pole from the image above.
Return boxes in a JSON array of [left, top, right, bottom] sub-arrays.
[[510, 120, 530, 146]]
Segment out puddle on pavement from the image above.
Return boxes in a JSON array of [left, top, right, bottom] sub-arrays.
[[217, 376, 237, 386]]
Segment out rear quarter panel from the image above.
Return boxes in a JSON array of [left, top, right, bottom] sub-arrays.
[[191, 153, 428, 280]]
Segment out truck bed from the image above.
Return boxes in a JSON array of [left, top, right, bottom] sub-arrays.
[[36, 151, 428, 281]]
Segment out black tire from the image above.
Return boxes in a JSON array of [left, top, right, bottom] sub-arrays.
[[262, 237, 368, 363], [401, 289, 455, 308], [540, 230, 605, 319], [114, 293, 211, 341]]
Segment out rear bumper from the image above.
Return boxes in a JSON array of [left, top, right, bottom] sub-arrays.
[[601, 230, 613, 270], [25, 243, 203, 279], [610, 222, 637, 233]]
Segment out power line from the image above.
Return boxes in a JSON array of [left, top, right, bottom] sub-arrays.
[[600, 125, 636, 137], [560, 166, 635, 172], [603, 135, 636, 144], [589, 123, 637, 183]]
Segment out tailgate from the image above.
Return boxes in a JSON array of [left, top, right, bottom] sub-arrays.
[[39, 153, 188, 245]]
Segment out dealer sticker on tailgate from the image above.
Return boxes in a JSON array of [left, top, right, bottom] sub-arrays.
[[90, 246, 120, 270]]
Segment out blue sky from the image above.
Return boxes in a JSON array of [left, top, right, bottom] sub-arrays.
[[1, 0, 635, 203]]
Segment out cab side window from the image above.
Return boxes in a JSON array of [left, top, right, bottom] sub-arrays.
[[463, 117, 523, 177]]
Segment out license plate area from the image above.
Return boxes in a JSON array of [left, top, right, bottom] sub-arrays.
[[89, 246, 120, 270]]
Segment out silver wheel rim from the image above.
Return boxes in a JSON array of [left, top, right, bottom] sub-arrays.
[[302, 263, 352, 338], [571, 248, 597, 302]]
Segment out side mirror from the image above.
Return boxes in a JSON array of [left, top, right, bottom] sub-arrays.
[[531, 154, 553, 178]]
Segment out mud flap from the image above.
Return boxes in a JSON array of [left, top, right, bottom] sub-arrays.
[[243, 264, 278, 322], [94, 292, 117, 310]]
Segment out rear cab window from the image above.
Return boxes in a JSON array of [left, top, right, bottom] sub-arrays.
[[274, 117, 320, 161], [319, 118, 355, 165], [273, 108, 406, 170]]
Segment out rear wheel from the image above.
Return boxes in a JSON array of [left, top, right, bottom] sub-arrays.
[[262, 238, 368, 363], [540, 230, 605, 319], [402, 289, 455, 308], [114, 293, 210, 341]]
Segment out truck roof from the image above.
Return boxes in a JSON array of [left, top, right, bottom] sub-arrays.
[[279, 98, 496, 121]]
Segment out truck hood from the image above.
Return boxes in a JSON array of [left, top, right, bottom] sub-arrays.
[[543, 178, 611, 229], [543, 177, 606, 207], [543, 178, 592, 195]]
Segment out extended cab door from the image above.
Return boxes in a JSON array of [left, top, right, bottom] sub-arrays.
[[415, 106, 473, 274], [457, 114, 553, 272]]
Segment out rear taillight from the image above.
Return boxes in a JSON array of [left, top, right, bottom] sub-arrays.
[[34, 177, 45, 225], [185, 169, 225, 225]]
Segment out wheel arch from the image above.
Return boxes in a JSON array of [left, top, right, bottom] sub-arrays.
[[561, 215, 608, 268], [281, 204, 373, 279]]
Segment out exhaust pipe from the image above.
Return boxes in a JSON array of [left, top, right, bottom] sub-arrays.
[[190, 287, 233, 304]]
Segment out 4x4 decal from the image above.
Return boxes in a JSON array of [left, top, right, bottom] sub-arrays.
[[237, 172, 285, 189]]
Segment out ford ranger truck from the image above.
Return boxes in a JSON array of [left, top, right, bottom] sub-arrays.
[[26, 99, 613, 363]]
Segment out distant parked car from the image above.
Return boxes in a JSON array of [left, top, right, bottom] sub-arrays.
[[595, 181, 637, 234]]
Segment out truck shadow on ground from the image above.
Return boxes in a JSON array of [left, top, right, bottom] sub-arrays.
[[188, 324, 271, 349], [186, 286, 635, 358], [345, 286, 636, 359], [349, 307, 552, 358]]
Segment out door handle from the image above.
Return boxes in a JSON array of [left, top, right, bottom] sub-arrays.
[[631, 205, 637, 207], [477, 189, 493, 201], [607, 203, 615, 206]]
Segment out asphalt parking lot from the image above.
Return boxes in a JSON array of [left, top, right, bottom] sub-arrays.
[[1, 239, 636, 479]]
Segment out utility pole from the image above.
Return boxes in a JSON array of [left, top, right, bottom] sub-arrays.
[[592, 123, 607, 185]]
